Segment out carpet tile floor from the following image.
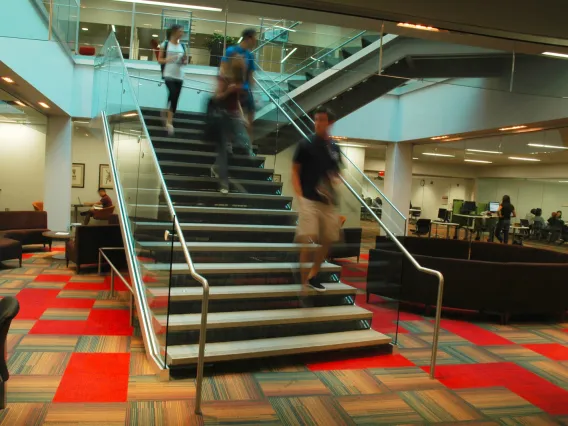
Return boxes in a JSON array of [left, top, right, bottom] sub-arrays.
[[1, 246, 568, 424]]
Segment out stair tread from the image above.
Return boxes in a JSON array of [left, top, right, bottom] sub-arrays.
[[148, 283, 356, 300], [132, 205, 296, 215], [145, 262, 341, 274], [139, 242, 317, 251], [168, 190, 291, 201], [147, 125, 200, 134], [155, 148, 265, 161], [166, 330, 391, 365], [134, 222, 296, 232], [157, 305, 372, 330], [164, 176, 281, 186], [145, 117, 204, 126], [159, 161, 273, 173]]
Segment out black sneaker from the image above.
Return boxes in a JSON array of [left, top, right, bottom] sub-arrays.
[[307, 276, 326, 293]]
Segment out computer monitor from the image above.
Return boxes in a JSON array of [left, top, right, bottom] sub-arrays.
[[461, 201, 477, 214], [489, 202, 500, 213], [437, 208, 448, 221]]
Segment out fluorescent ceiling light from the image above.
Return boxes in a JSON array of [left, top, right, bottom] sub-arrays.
[[113, 0, 222, 12], [152, 34, 159, 38], [281, 47, 297, 63], [466, 149, 502, 154], [412, 157, 419, 160], [499, 125, 527, 131], [38, 102, 50, 109], [444, 137, 463, 142], [465, 159, 492, 164], [337, 143, 366, 148], [1, 77, 14, 83], [527, 143, 568, 150], [508, 156, 540, 162], [397, 22, 440, 32], [74, 120, 89, 124], [543, 51, 568, 59], [112, 25, 116, 32], [274, 25, 296, 33], [14, 101, 26, 107], [82, 27, 89, 31], [123, 112, 138, 117], [559, 181, 568, 183], [430, 135, 448, 140], [422, 152, 455, 158]]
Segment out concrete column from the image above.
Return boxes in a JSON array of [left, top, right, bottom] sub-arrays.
[[383, 142, 413, 234], [44, 116, 72, 231], [337, 146, 365, 227]]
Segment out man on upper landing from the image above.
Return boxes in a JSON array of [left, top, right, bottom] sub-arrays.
[[221, 28, 258, 133]]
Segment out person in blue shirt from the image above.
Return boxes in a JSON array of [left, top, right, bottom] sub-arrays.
[[221, 28, 258, 136]]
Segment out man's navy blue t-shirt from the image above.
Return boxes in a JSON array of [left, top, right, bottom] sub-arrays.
[[222, 45, 256, 89]]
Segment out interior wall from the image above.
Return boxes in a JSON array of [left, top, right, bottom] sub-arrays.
[[411, 177, 474, 221], [0, 123, 46, 211]]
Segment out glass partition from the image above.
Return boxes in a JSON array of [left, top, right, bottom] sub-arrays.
[[52, 0, 79, 52]]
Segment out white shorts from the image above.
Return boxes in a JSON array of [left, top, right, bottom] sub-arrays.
[[296, 198, 341, 245]]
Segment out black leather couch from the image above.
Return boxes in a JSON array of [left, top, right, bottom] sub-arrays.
[[368, 237, 568, 323], [328, 227, 362, 262], [66, 225, 125, 273], [0, 211, 50, 248]]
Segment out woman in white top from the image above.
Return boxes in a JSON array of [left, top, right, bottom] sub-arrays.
[[158, 24, 187, 134]]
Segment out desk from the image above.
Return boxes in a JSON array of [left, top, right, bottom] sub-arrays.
[[42, 231, 71, 260], [72, 204, 87, 223], [430, 221, 460, 239], [511, 225, 530, 244], [453, 214, 487, 240]]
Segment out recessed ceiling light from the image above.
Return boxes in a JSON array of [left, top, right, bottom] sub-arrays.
[[152, 34, 159, 37], [397, 22, 440, 32], [14, 101, 25, 107], [444, 137, 463, 142], [464, 159, 493, 164], [336, 143, 367, 148], [82, 27, 89, 31], [508, 156, 540, 162], [499, 125, 527, 131], [422, 153, 455, 158], [113, 0, 222, 11], [1, 77, 15, 84], [543, 51, 568, 59], [123, 112, 138, 117], [412, 157, 419, 160], [527, 143, 568, 150], [38, 102, 50, 109], [430, 135, 448, 140], [466, 149, 503, 154]]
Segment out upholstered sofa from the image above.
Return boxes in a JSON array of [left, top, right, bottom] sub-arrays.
[[328, 227, 363, 262], [0, 211, 50, 248], [368, 237, 568, 323], [66, 224, 125, 273]]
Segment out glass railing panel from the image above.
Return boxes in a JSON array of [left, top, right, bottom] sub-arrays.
[[51, 0, 79, 52]]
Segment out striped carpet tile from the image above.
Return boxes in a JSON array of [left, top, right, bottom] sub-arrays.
[[399, 388, 486, 422], [254, 371, 331, 397], [270, 395, 355, 426], [337, 394, 424, 425], [45, 402, 127, 424], [203, 374, 264, 401], [127, 376, 196, 402], [75, 335, 131, 353], [315, 370, 390, 396], [8, 352, 70, 375], [0, 403, 48, 426], [456, 387, 543, 418], [7, 376, 61, 403], [369, 367, 445, 392]]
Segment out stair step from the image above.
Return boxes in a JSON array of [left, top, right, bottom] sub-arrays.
[[139, 242, 317, 252], [155, 149, 265, 166], [144, 116, 206, 129], [165, 329, 391, 365], [142, 108, 205, 122], [135, 222, 296, 233], [305, 68, 328, 80], [145, 261, 341, 275], [148, 282, 356, 301], [159, 161, 273, 175], [164, 175, 282, 187], [342, 46, 362, 59], [147, 125, 201, 136], [361, 34, 381, 48], [169, 190, 291, 202], [157, 305, 372, 332]]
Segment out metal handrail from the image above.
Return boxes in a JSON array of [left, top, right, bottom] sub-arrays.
[[256, 76, 444, 378], [102, 31, 210, 414], [252, 21, 303, 54]]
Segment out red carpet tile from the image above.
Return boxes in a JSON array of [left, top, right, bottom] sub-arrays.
[[51, 247, 66, 252], [423, 363, 568, 415], [54, 353, 130, 403], [16, 289, 61, 320], [85, 309, 133, 336], [308, 353, 414, 371], [30, 320, 87, 335], [104, 275, 131, 292], [436, 319, 515, 346], [22, 253, 34, 259], [49, 298, 95, 309], [34, 274, 72, 282], [524, 343, 568, 361]]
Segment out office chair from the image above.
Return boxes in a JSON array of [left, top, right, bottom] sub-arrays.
[[410, 207, 421, 225], [92, 206, 116, 222], [0, 297, 19, 409], [412, 219, 431, 237]]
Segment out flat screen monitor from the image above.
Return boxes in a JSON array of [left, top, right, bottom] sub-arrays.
[[462, 201, 477, 213], [489, 202, 500, 213], [437, 208, 448, 221]]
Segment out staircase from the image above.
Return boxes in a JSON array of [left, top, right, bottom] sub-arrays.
[[130, 108, 391, 369]]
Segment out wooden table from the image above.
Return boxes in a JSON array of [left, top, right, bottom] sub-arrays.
[[42, 231, 72, 260], [72, 204, 86, 223], [430, 221, 460, 239]]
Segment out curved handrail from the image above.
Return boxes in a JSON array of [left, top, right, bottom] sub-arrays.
[[101, 31, 210, 414], [255, 77, 444, 378]]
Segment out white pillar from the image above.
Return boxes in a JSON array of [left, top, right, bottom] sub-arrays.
[[383, 142, 413, 234], [44, 116, 72, 231], [338, 146, 366, 227]]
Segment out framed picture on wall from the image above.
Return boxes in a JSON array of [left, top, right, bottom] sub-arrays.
[[99, 164, 113, 189], [273, 174, 281, 183], [72, 163, 85, 188]]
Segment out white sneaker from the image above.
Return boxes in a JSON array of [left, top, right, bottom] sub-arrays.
[[220, 187, 229, 194], [166, 124, 174, 135]]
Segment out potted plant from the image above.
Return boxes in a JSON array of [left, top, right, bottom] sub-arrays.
[[205, 33, 237, 67]]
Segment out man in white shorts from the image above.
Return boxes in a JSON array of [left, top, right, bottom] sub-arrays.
[[292, 107, 342, 292]]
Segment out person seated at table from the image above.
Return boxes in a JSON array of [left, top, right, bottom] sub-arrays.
[[80, 188, 113, 225], [525, 208, 536, 225], [543, 211, 563, 242]]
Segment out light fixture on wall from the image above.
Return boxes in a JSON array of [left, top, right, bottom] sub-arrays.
[[542, 51, 568, 59], [422, 152, 455, 157], [464, 159, 492, 164], [14, 101, 26, 107], [113, 0, 222, 12], [499, 125, 527, 131], [527, 143, 568, 150], [281, 48, 297, 63], [466, 149, 502, 154], [508, 156, 541, 162], [1, 77, 15, 84], [38, 102, 50, 109]]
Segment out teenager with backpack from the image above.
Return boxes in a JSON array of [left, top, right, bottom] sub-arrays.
[[158, 24, 187, 135]]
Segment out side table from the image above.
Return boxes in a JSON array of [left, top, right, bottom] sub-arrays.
[[42, 231, 72, 260]]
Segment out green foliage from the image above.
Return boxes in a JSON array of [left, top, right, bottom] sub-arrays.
[[204, 33, 238, 51]]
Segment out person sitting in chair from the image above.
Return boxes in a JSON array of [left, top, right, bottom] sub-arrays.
[[80, 188, 113, 225]]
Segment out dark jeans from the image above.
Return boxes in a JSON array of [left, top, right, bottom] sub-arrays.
[[165, 79, 183, 113], [80, 210, 94, 225], [495, 219, 510, 244]]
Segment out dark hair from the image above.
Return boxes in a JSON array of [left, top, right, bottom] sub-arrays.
[[241, 28, 257, 40], [535, 208, 542, 216], [530, 208, 536, 215], [314, 106, 336, 122], [98, 187, 106, 193], [502, 195, 511, 205], [167, 24, 183, 40]]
